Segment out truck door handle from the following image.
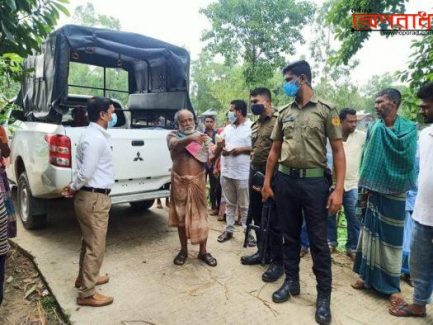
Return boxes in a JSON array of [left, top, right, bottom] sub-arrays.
[[131, 140, 144, 146]]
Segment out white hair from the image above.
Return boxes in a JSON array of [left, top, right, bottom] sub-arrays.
[[174, 109, 193, 125]]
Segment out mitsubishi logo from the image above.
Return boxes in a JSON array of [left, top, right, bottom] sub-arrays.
[[133, 152, 143, 161]]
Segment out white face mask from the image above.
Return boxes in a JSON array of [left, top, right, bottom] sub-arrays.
[[228, 111, 237, 124]]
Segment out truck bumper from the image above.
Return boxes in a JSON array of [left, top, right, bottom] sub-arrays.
[[110, 189, 170, 205]]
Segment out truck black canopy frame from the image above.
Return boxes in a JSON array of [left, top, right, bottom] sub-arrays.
[[16, 24, 193, 119]]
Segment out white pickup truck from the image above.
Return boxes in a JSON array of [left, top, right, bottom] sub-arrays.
[[6, 24, 195, 229], [5, 95, 173, 229]]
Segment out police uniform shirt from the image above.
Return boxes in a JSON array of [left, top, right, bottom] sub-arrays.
[[271, 95, 342, 169], [251, 109, 278, 170]]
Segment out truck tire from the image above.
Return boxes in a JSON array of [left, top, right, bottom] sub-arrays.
[[17, 172, 47, 229], [129, 199, 155, 210]]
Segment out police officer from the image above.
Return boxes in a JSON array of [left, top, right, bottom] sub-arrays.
[[240, 88, 284, 283], [262, 60, 345, 325]]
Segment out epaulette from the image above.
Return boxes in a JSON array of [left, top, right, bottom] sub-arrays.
[[277, 103, 291, 113], [317, 98, 336, 110], [271, 108, 279, 118]]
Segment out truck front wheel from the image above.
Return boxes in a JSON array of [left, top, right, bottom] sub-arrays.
[[17, 172, 47, 229]]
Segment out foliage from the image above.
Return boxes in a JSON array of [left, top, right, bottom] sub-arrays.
[[190, 52, 226, 115], [325, 0, 407, 65], [0, 0, 69, 57], [200, 0, 315, 86], [72, 3, 120, 30], [67, 3, 128, 104], [0, 0, 69, 105]]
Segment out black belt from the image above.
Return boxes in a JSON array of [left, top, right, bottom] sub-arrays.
[[81, 186, 111, 195]]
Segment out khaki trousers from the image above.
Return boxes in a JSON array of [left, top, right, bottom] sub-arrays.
[[74, 191, 111, 298]]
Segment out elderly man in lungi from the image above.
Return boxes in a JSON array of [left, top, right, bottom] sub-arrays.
[[166, 109, 217, 267]]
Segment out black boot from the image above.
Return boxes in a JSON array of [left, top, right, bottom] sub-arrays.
[[240, 251, 261, 265], [315, 293, 331, 325], [271, 278, 300, 303], [262, 263, 284, 282]]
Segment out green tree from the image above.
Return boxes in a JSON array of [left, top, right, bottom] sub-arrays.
[[200, 0, 315, 86], [325, 0, 426, 121], [72, 3, 120, 30], [325, 0, 407, 65], [67, 3, 127, 104], [190, 52, 225, 115], [0, 0, 69, 57], [0, 0, 69, 106]]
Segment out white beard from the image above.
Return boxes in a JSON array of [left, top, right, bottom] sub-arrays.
[[181, 128, 196, 135]]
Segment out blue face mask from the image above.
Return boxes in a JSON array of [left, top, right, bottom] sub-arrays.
[[227, 111, 237, 124], [282, 78, 300, 97], [108, 113, 117, 128]]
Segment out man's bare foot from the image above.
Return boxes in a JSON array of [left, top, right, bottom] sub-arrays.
[[351, 278, 366, 290], [390, 293, 406, 307]]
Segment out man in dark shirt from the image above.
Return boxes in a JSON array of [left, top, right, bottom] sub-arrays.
[[240, 88, 283, 283]]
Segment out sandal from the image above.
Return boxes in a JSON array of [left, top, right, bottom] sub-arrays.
[[173, 251, 188, 265], [389, 295, 407, 307], [198, 252, 217, 267], [351, 279, 367, 290], [389, 304, 426, 317]]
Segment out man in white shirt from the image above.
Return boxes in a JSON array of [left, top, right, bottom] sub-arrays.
[[216, 100, 252, 242], [63, 97, 115, 307], [327, 108, 366, 259], [390, 82, 433, 318]]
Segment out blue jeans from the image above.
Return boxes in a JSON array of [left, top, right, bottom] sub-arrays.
[[410, 221, 433, 305], [327, 189, 359, 252]]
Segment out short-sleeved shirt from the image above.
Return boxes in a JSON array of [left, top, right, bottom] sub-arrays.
[[220, 120, 252, 180], [251, 110, 278, 169], [271, 95, 342, 169]]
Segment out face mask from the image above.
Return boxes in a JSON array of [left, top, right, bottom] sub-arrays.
[[227, 111, 237, 124], [251, 103, 265, 115], [282, 78, 300, 97], [108, 113, 117, 128]]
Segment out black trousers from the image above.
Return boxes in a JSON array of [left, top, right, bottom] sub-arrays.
[[207, 167, 221, 210], [0, 254, 5, 305], [248, 168, 283, 264], [274, 171, 332, 294]]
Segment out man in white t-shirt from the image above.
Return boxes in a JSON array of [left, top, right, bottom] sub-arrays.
[[216, 100, 252, 242], [327, 108, 365, 259], [390, 82, 433, 318]]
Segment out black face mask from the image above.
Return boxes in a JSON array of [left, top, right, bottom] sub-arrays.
[[251, 103, 265, 115]]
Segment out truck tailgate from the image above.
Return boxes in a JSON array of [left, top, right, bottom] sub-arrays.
[[65, 127, 171, 195]]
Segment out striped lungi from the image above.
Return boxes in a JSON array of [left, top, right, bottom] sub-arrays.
[[353, 191, 406, 295]]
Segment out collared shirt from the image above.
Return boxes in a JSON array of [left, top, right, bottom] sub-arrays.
[[271, 95, 342, 169], [70, 122, 114, 191], [251, 110, 278, 170], [412, 125, 433, 226], [343, 129, 366, 191], [220, 119, 252, 180]]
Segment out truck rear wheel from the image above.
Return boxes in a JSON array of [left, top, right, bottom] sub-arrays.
[[129, 199, 155, 210], [17, 172, 47, 229]]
